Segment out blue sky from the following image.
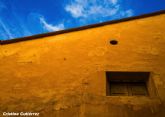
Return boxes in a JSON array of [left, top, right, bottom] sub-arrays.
[[0, 0, 165, 40]]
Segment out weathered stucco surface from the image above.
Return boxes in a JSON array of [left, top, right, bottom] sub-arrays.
[[0, 13, 165, 117]]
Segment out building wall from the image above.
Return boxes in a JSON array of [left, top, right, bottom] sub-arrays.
[[0, 14, 165, 117]]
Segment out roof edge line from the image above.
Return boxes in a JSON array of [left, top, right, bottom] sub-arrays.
[[1, 10, 165, 45]]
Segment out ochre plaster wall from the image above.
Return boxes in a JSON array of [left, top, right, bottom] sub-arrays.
[[0, 14, 165, 117]]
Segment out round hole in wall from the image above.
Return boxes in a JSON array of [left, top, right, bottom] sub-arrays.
[[110, 40, 118, 45]]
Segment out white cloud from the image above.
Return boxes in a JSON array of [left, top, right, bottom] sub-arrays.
[[111, 0, 118, 5], [40, 17, 65, 32], [65, 4, 85, 18], [65, 0, 120, 18], [65, 0, 134, 21], [124, 9, 134, 17], [0, 19, 13, 39]]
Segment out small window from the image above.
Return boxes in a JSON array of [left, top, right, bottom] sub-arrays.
[[106, 72, 150, 96], [110, 82, 148, 96]]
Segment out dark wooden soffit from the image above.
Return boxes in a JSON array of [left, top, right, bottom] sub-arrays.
[[1, 10, 165, 45]]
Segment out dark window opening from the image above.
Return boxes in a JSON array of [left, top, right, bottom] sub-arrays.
[[106, 72, 150, 96], [110, 81, 148, 96]]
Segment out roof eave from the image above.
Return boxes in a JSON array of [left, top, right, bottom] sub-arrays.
[[1, 10, 165, 45]]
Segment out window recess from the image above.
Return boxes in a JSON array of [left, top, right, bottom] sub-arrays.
[[106, 71, 150, 96]]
